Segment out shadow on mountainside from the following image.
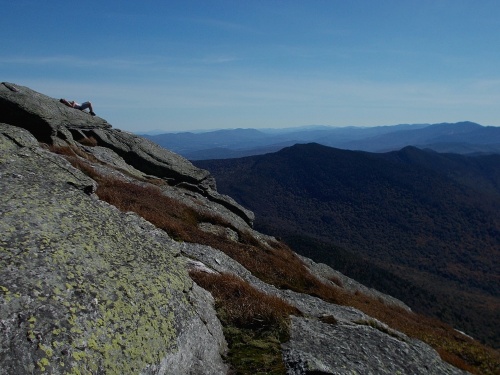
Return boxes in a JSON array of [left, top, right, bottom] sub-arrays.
[[195, 143, 500, 350]]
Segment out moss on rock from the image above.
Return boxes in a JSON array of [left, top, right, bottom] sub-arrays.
[[0, 126, 194, 374]]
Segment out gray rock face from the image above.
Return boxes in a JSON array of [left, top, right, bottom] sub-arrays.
[[0, 82, 111, 144], [0, 125, 228, 374], [0, 83, 474, 375], [0, 82, 254, 226], [282, 316, 468, 375], [149, 284, 228, 375], [89, 127, 213, 188]]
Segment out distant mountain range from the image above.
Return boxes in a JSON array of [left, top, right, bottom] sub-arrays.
[[5, 82, 499, 373], [195, 143, 500, 348], [142, 121, 500, 160]]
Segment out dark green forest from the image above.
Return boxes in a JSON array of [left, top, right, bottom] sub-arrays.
[[195, 144, 500, 348]]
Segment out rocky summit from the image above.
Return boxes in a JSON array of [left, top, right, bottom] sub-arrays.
[[0, 82, 483, 374]]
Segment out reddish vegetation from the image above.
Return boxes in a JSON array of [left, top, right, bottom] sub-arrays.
[[190, 271, 297, 374], [76, 136, 98, 147], [52, 145, 500, 375], [190, 271, 298, 331]]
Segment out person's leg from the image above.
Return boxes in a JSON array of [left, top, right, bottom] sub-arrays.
[[88, 102, 95, 116], [80, 101, 96, 116]]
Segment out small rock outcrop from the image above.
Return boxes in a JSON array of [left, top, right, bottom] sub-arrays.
[[0, 82, 111, 144], [282, 316, 466, 375], [1, 83, 475, 374]]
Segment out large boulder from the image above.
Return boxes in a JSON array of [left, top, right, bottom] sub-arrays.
[[89, 127, 213, 188], [282, 316, 468, 375], [0, 124, 228, 374], [0, 82, 254, 226], [0, 82, 111, 144]]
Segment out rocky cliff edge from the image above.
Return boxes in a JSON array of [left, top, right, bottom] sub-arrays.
[[0, 82, 477, 374]]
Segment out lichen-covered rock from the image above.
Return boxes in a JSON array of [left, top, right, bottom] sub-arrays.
[[0, 125, 227, 374], [0, 82, 111, 144], [179, 242, 471, 375], [282, 316, 468, 375], [0, 82, 254, 227], [148, 283, 228, 375]]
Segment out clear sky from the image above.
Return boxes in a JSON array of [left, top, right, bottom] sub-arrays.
[[2, 0, 500, 132]]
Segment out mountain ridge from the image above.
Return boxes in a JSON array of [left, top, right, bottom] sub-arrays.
[[195, 142, 500, 349], [2, 82, 499, 374], [143, 121, 500, 160]]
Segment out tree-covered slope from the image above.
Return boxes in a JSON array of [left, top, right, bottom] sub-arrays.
[[196, 143, 500, 348]]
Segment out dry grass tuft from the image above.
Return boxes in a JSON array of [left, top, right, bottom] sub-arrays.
[[190, 271, 298, 374], [77, 136, 98, 147], [190, 271, 299, 331], [49, 144, 100, 164]]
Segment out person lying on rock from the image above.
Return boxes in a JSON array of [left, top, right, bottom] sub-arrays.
[[59, 98, 96, 116]]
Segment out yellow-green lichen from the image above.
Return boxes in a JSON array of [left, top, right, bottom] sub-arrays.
[[27, 330, 36, 341], [42, 216, 190, 374], [37, 357, 50, 371], [1, 149, 195, 375], [39, 343, 54, 358]]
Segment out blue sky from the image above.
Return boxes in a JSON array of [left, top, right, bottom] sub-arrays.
[[2, 0, 500, 132]]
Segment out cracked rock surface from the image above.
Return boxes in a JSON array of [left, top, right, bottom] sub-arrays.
[[0, 125, 228, 374], [179, 241, 469, 375], [0, 83, 475, 375]]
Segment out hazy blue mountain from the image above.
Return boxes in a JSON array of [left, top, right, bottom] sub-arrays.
[[334, 121, 500, 152], [141, 122, 500, 160]]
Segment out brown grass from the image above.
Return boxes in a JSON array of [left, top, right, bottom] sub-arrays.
[[97, 179, 199, 240], [55, 148, 500, 375], [86, 162, 344, 301], [77, 136, 98, 147], [50, 144, 90, 158], [328, 274, 344, 288], [190, 271, 298, 374], [190, 271, 299, 331]]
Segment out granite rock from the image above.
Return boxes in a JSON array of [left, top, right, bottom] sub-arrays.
[[282, 316, 468, 375], [0, 82, 110, 144], [0, 83, 475, 375], [0, 125, 228, 374], [0, 82, 254, 226]]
